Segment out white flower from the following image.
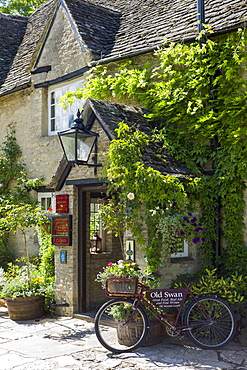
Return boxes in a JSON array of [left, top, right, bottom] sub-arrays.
[[127, 193, 135, 200]]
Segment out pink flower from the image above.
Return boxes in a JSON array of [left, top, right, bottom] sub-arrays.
[[108, 262, 113, 266]]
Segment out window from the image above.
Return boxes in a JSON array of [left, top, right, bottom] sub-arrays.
[[90, 198, 107, 252], [48, 79, 84, 135], [171, 240, 188, 258], [90, 201, 102, 239], [38, 192, 55, 211]]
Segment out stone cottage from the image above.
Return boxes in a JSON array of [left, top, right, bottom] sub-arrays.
[[0, 0, 247, 315]]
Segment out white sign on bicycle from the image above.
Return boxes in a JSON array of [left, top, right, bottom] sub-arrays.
[[146, 289, 187, 308]]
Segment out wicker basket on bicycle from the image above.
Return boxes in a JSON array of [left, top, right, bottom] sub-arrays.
[[105, 277, 138, 297]]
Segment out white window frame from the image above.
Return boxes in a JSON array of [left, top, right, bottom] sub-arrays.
[[48, 79, 84, 136], [38, 192, 55, 211], [171, 240, 188, 258]]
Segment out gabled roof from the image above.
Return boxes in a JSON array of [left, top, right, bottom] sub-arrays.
[[84, 98, 192, 178], [1, 0, 247, 96], [64, 0, 121, 56], [84, 98, 151, 140], [85, 0, 247, 61], [0, 0, 57, 96], [0, 14, 28, 88]]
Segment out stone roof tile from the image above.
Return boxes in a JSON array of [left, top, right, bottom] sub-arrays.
[[86, 98, 192, 177], [65, 0, 121, 55], [0, 0, 57, 96], [1, 0, 247, 95], [0, 14, 28, 89]]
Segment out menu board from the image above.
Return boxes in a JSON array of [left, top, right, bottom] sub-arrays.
[[52, 215, 72, 246]]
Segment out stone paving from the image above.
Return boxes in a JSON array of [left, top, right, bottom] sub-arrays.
[[0, 307, 246, 370]]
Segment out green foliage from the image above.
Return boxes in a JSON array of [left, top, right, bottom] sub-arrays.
[[1, 262, 54, 299], [0, 125, 43, 268], [78, 29, 247, 275], [1, 229, 55, 309], [0, 0, 45, 16], [107, 302, 140, 321], [38, 230, 55, 279], [98, 122, 204, 271], [155, 212, 205, 260], [0, 125, 55, 307], [173, 269, 246, 304]]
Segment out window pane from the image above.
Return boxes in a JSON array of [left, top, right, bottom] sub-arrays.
[[49, 80, 84, 135], [90, 202, 101, 239]]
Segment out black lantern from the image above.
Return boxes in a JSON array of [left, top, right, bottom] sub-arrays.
[[58, 110, 99, 165]]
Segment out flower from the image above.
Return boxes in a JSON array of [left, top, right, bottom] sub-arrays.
[[96, 260, 142, 288], [38, 208, 54, 225], [1, 262, 54, 299], [127, 193, 135, 200]]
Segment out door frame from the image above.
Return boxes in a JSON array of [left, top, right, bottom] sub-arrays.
[[77, 182, 107, 312]]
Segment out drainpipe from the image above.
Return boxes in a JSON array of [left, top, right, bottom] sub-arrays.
[[197, 0, 221, 267], [197, 0, 205, 34]]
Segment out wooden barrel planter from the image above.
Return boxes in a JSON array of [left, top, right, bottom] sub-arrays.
[[117, 318, 162, 347], [5, 296, 44, 321]]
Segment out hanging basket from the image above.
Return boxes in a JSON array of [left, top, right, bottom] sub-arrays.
[[5, 295, 45, 321]]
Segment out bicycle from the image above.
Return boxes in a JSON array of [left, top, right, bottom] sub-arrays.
[[94, 276, 236, 353]]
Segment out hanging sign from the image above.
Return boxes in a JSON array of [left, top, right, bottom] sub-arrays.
[[52, 215, 72, 246], [56, 194, 69, 214]]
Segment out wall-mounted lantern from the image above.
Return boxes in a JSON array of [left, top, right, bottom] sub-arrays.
[[58, 109, 99, 166]]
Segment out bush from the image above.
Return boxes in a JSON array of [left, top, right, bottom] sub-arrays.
[[172, 269, 246, 304]]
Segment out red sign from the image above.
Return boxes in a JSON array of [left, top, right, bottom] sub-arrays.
[[53, 237, 69, 245], [146, 289, 187, 309], [52, 215, 72, 246], [53, 217, 69, 235], [56, 194, 69, 214]]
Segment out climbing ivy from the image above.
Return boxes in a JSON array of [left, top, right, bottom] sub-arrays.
[[63, 28, 247, 274], [0, 124, 43, 268]]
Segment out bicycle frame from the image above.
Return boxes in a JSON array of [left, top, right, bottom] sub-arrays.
[[122, 281, 212, 331], [97, 278, 236, 352]]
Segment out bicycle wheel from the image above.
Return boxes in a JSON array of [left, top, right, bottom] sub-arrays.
[[94, 298, 149, 353], [182, 295, 236, 349]]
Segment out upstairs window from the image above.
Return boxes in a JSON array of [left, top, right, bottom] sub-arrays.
[[48, 80, 84, 135], [38, 192, 55, 211]]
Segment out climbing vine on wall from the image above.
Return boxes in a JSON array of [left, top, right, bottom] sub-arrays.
[[62, 28, 247, 275], [0, 124, 43, 268]]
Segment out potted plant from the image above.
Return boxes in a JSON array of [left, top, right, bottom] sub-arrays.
[[96, 260, 162, 346], [96, 260, 142, 288], [0, 260, 54, 320], [0, 204, 54, 320]]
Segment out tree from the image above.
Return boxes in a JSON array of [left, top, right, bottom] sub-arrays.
[[0, 0, 46, 16]]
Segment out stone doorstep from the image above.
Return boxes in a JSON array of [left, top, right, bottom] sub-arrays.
[[73, 310, 96, 323]]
